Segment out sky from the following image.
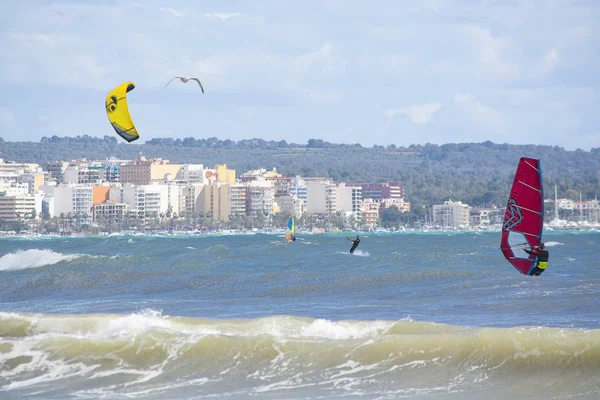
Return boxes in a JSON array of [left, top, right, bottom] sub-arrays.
[[0, 0, 598, 150]]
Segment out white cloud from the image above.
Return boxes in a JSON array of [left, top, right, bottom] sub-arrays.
[[206, 12, 242, 21], [0, 0, 597, 149], [161, 8, 184, 18], [453, 93, 502, 125], [460, 25, 521, 79], [383, 103, 442, 124]]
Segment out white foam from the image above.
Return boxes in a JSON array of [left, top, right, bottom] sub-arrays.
[[0, 249, 81, 271], [300, 319, 392, 340]]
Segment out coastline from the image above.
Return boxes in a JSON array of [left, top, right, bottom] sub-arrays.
[[1, 224, 598, 240]]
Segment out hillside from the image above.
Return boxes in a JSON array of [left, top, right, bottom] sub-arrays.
[[1, 136, 599, 211]]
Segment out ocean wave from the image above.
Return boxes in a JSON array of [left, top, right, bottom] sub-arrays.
[[2, 311, 599, 365], [0, 249, 82, 271], [2, 311, 599, 397]]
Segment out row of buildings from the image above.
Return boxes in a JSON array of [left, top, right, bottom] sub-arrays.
[[0, 156, 411, 229], [3, 157, 598, 230]]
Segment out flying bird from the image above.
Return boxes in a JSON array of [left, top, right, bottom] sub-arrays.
[[164, 77, 205, 93]]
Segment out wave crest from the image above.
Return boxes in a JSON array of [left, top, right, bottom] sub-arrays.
[[0, 249, 81, 271]]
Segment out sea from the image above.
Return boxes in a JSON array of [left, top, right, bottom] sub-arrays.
[[0, 230, 599, 399]]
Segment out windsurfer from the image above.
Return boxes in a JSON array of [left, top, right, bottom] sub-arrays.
[[347, 235, 360, 254], [522, 242, 549, 276], [290, 234, 296, 242]]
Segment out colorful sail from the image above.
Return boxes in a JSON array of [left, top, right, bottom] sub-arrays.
[[106, 82, 139, 143], [500, 157, 544, 275], [285, 217, 295, 242]]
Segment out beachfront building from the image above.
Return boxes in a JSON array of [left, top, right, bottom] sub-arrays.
[[432, 200, 470, 228], [244, 179, 275, 217], [276, 195, 305, 219], [469, 207, 499, 227], [230, 184, 247, 216], [62, 161, 120, 185], [120, 156, 182, 186], [306, 179, 336, 215], [580, 198, 600, 223], [92, 186, 111, 205], [93, 201, 128, 223], [0, 192, 42, 221], [0, 181, 29, 196], [122, 183, 179, 219], [0, 159, 45, 194], [360, 182, 404, 201], [361, 199, 380, 228], [51, 185, 94, 225], [0, 159, 41, 178], [178, 184, 204, 216], [289, 176, 308, 202], [198, 182, 231, 222], [215, 164, 236, 185], [380, 198, 411, 214], [46, 161, 69, 182], [336, 183, 363, 222], [239, 167, 280, 184], [177, 164, 205, 183]]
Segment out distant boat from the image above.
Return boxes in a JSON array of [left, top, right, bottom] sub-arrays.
[[500, 157, 544, 275]]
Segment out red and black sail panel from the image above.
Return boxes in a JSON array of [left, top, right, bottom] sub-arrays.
[[500, 157, 544, 275]]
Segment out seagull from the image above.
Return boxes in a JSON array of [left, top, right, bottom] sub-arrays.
[[164, 77, 205, 93]]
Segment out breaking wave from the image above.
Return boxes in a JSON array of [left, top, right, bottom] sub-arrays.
[[1, 311, 599, 398], [0, 249, 82, 271]]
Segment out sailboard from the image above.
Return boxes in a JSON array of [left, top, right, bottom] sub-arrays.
[[285, 217, 295, 242], [500, 157, 544, 275]]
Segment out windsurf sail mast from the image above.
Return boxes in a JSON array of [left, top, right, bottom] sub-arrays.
[[500, 157, 544, 275]]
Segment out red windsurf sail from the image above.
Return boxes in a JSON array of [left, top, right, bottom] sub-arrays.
[[500, 157, 544, 275]]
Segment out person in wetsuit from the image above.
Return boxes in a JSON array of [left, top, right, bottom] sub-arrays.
[[522, 242, 549, 276], [347, 235, 360, 254], [291, 234, 296, 241]]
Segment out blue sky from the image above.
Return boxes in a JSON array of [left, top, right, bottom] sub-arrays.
[[0, 0, 598, 149]]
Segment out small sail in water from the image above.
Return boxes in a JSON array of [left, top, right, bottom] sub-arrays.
[[500, 157, 544, 275], [285, 217, 295, 242]]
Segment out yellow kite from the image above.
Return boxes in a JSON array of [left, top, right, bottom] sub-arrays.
[[105, 82, 139, 142]]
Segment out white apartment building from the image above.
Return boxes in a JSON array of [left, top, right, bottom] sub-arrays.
[[51, 185, 94, 225], [177, 164, 205, 183], [93, 201, 128, 222], [230, 184, 247, 216], [63, 165, 105, 185], [432, 200, 471, 228], [1, 181, 29, 196], [289, 176, 308, 201], [122, 183, 175, 219], [0, 192, 42, 221], [336, 183, 363, 221], [245, 179, 275, 217], [306, 180, 336, 215]]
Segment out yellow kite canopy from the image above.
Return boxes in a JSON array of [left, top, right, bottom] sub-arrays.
[[105, 82, 139, 143]]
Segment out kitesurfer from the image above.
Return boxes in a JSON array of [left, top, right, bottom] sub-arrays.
[[522, 242, 549, 276], [347, 235, 360, 254]]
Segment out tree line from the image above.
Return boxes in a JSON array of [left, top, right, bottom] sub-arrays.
[[1, 136, 599, 216]]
